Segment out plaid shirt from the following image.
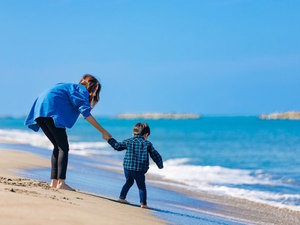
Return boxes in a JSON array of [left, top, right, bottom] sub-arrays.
[[108, 135, 163, 172]]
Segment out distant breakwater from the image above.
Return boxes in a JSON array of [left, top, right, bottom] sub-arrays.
[[260, 111, 300, 120], [117, 113, 200, 120]]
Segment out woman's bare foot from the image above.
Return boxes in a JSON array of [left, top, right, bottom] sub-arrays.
[[141, 204, 149, 209], [118, 198, 130, 204], [50, 179, 58, 188], [57, 180, 75, 191]]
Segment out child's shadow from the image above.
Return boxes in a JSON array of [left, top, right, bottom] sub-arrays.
[[76, 190, 141, 207], [76, 190, 217, 223]]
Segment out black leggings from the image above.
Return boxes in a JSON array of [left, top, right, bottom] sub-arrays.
[[36, 117, 69, 180]]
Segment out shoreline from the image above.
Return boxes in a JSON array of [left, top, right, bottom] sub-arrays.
[[96, 162, 300, 225], [0, 148, 165, 225], [148, 179, 300, 225]]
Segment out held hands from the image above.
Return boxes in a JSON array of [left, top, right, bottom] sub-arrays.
[[102, 130, 112, 141]]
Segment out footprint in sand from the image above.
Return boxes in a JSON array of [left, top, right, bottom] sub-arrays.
[[0, 177, 50, 189], [5, 187, 39, 195]]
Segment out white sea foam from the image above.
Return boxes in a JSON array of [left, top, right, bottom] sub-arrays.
[[0, 128, 51, 148], [149, 158, 300, 211], [0, 129, 112, 156], [151, 158, 281, 186], [69, 142, 112, 156]]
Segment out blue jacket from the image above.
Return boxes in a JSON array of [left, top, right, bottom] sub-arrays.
[[25, 83, 91, 131]]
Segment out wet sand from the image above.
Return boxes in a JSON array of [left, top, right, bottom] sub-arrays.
[[97, 163, 300, 225], [146, 176, 300, 225]]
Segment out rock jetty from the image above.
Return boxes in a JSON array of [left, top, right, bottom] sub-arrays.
[[259, 111, 300, 120], [117, 113, 200, 119]]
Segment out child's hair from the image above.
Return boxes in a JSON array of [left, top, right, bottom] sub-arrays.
[[79, 74, 101, 108], [133, 122, 151, 136]]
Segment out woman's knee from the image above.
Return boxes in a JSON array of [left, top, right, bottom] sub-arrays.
[[57, 142, 69, 153], [52, 146, 59, 156]]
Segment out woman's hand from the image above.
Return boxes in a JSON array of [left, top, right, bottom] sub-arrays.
[[102, 130, 112, 141]]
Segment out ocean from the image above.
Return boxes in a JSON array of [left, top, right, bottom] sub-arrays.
[[1, 116, 300, 224]]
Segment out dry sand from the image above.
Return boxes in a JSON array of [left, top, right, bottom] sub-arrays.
[[0, 148, 165, 225]]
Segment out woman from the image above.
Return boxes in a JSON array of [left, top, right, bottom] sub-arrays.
[[25, 74, 111, 191]]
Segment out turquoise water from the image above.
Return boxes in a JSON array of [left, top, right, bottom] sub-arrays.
[[1, 116, 300, 210]]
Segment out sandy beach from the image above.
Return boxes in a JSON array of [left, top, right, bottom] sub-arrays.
[[0, 148, 165, 225], [1, 144, 300, 225]]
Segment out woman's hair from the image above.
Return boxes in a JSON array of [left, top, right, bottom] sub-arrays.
[[79, 74, 101, 108], [133, 122, 151, 136]]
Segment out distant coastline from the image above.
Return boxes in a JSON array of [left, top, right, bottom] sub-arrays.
[[259, 111, 300, 120], [117, 113, 200, 120]]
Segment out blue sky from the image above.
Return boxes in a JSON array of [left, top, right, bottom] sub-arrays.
[[0, 0, 299, 116]]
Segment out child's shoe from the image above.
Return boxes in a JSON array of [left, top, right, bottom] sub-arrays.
[[118, 198, 130, 204], [141, 204, 149, 209]]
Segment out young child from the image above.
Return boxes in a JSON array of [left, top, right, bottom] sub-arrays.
[[107, 122, 163, 209]]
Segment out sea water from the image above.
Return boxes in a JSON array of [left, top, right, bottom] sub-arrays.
[[1, 116, 300, 212]]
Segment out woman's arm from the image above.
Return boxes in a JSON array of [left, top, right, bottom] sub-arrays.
[[85, 115, 112, 140]]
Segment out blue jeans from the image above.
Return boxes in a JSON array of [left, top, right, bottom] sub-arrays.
[[119, 169, 147, 205]]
